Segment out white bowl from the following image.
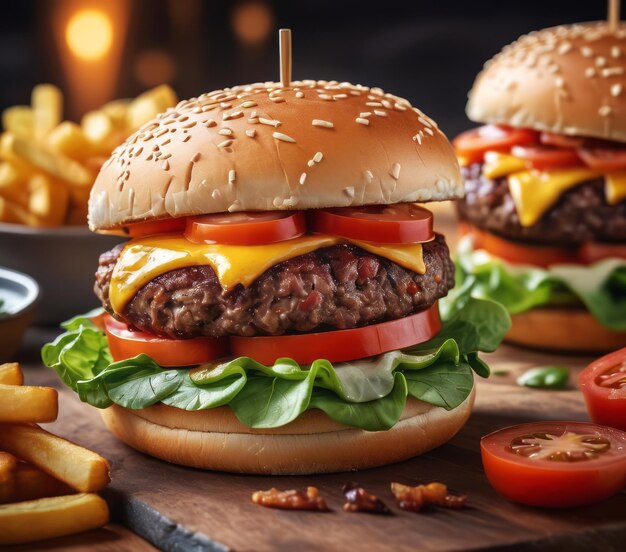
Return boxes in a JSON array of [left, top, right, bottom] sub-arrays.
[[0, 223, 124, 325]]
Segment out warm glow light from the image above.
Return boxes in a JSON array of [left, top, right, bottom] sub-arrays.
[[232, 1, 274, 46], [65, 10, 113, 61]]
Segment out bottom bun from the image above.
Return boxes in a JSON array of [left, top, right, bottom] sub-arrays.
[[507, 309, 626, 353], [100, 389, 475, 475]]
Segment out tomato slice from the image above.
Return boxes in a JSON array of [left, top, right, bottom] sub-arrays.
[[579, 242, 626, 263], [101, 218, 187, 237], [580, 347, 626, 431], [578, 147, 626, 171], [309, 204, 434, 244], [185, 211, 305, 245], [481, 421, 626, 507], [469, 227, 580, 267], [230, 303, 441, 365], [540, 132, 586, 149], [510, 145, 581, 170], [103, 315, 227, 367], [453, 125, 539, 163]]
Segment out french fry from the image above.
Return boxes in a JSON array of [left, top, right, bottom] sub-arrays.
[[0, 384, 58, 423], [0, 363, 23, 385], [32, 84, 62, 142], [2, 106, 33, 139], [0, 162, 29, 207], [126, 84, 177, 130], [81, 110, 118, 154], [28, 174, 69, 227], [0, 452, 17, 503], [1, 133, 92, 187], [0, 424, 110, 492], [0, 493, 109, 545], [7, 463, 74, 503], [101, 98, 130, 129], [47, 121, 94, 162], [0, 196, 40, 225]]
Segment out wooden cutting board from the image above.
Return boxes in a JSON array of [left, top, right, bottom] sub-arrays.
[[19, 328, 626, 552]]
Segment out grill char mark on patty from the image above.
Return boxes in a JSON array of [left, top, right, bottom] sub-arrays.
[[94, 235, 454, 339]]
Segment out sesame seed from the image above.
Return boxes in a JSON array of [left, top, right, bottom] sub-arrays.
[[364, 170, 374, 183], [602, 67, 624, 77], [611, 83, 623, 97], [319, 94, 333, 100], [394, 104, 407, 111], [417, 116, 432, 128], [299, 173, 307, 185], [218, 128, 233, 136], [191, 152, 201, 162], [366, 102, 383, 107], [228, 200, 241, 213], [596, 56, 607, 67], [270, 97, 286, 103], [162, 160, 170, 171], [245, 129, 256, 137], [229, 169, 236, 184], [360, 112, 372, 118], [272, 132, 295, 143], [374, 110, 387, 117], [585, 67, 596, 78], [413, 133, 422, 144], [248, 118, 259, 124], [581, 46, 593, 57], [307, 160, 315, 167], [343, 186, 355, 199], [240, 100, 257, 108], [333, 93, 348, 99], [295, 91, 304, 98], [211, 189, 221, 199], [356, 117, 370, 125], [611, 46, 622, 59], [312, 119, 334, 128], [218, 139, 233, 148], [313, 151, 323, 163], [558, 42, 572, 54], [555, 76, 565, 88], [390, 163, 401, 180], [259, 117, 281, 127], [424, 127, 434, 136], [202, 105, 216, 112], [206, 119, 216, 127], [220, 102, 232, 109], [599, 105, 612, 117]]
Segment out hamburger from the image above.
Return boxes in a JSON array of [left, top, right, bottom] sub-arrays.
[[43, 78, 508, 474], [452, 21, 626, 353]]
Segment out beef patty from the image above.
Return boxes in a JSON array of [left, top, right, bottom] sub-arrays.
[[459, 163, 626, 245], [95, 235, 454, 339]]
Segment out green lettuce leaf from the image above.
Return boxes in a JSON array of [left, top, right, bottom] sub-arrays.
[[41, 298, 509, 431], [446, 235, 626, 331]]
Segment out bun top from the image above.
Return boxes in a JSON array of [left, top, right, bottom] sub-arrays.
[[89, 80, 462, 231], [467, 22, 626, 143]]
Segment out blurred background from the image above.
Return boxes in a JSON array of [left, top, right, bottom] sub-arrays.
[[0, 0, 610, 137]]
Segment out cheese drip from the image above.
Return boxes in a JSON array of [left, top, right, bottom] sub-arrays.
[[109, 234, 426, 314], [470, 151, 625, 227]]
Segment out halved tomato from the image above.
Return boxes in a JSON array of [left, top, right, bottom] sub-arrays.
[[309, 204, 433, 244], [510, 145, 581, 170], [580, 347, 626, 431], [540, 132, 586, 149], [230, 303, 441, 365], [453, 125, 539, 163], [578, 147, 626, 171], [186, 211, 305, 245], [481, 421, 626, 507], [103, 315, 227, 367]]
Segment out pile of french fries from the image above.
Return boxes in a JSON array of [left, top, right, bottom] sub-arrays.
[[0, 84, 177, 227], [0, 362, 111, 545]]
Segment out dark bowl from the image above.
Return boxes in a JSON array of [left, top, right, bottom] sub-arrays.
[[0, 266, 40, 361], [0, 223, 124, 325]]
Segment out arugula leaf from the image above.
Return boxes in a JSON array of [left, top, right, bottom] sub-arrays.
[[448, 235, 626, 330], [41, 298, 507, 431]]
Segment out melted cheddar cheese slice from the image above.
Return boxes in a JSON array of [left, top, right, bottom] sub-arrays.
[[109, 234, 425, 314], [470, 151, 625, 227]]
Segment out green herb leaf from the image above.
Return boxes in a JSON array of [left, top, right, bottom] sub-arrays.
[[517, 366, 570, 390]]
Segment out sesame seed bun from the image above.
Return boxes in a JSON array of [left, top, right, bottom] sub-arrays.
[[507, 308, 626, 353], [466, 22, 626, 142], [89, 80, 462, 231], [99, 390, 475, 474]]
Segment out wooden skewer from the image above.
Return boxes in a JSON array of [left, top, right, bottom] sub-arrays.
[[608, 0, 621, 31], [280, 29, 292, 88]]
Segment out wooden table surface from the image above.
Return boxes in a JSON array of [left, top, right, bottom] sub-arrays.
[[12, 326, 626, 552]]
